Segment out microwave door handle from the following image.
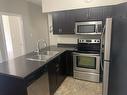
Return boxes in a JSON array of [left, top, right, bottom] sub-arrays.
[[95, 24, 98, 33]]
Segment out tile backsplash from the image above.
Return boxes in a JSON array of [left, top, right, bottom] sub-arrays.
[[49, 33, 101, 45]]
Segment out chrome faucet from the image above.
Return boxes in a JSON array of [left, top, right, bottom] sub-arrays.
[[36, 39, 47, 54]]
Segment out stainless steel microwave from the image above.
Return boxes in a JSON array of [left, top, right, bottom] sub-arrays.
[[75, 21, 102, 35]]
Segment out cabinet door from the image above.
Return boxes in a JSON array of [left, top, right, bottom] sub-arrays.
[[74, 8, 89, 22], [56, 53, 67, 88], [112, 3, 127, 18], [102, 6, 113, 19], [52, 11, 75, 34], [48, 60, 57, 95], [52, 12, 65, 34], [88, 7, 103, 20], [64, 11, 75, 34], [65, 51, 73, 76]]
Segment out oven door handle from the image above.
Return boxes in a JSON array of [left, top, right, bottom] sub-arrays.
[[73, 52, 100, 57]]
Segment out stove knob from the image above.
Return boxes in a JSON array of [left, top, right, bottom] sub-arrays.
[[80, 40, 82, 43]]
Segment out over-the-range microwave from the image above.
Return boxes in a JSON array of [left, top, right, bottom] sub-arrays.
[[75, 21, 102, 35]]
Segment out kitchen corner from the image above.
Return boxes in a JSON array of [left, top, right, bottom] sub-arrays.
[[0, 45, 76, 95], [0, 0, 127, 95]]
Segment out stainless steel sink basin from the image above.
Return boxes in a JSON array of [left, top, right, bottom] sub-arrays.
[[27, 51, 60, 62], [40, 51, 59, 55]]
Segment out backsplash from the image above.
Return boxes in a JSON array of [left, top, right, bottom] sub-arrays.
[[49, 31, 101, 45]]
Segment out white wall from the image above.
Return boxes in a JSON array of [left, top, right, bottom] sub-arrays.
[[2, 15, 15, 60], [0, 51, 2, 63], [27, 2, 49, 50], [0, 0, 49, 62], [48, 14, 101, 45], [42, 0, 127, 12], [0, 16, 7, 62], [0, 0, 33, 53], [8, 15, 25, 58]]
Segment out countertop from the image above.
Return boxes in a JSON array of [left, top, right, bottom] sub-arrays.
[[0, 46, 76, 79]]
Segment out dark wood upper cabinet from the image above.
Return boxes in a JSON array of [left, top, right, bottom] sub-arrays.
[[52, 11, 75, 34], [74, 8, 89, 22], [88, 7, 103, 20], [52, 11, 66, 34], [112, 3, 127, 18], [52, 5, 114, 35], [64, 10, 76, 34]]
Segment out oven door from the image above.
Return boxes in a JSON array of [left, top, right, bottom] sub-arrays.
[[73, 52, 100, 73]]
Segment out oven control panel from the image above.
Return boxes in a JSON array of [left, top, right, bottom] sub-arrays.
[[78, 39, 100, 44]]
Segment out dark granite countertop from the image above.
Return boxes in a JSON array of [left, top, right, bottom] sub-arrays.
[[0, 46, 76, 79]]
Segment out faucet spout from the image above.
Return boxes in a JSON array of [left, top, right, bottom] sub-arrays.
[[36, 39, 47, 54]]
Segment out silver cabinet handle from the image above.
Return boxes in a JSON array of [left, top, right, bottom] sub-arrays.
[[58, 28, 62, 33], [49, 26, 53, 33], [56, 64, 59, 68]]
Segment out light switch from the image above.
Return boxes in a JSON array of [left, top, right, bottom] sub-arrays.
[[30, 33, 33, 37]]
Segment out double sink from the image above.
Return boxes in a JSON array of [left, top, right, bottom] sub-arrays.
[[27, 51, 60, 62]]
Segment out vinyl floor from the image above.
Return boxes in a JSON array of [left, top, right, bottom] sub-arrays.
[[54, 77, 102, 95]]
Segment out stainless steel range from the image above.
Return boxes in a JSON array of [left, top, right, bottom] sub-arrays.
[[73, 39, 101, 82]]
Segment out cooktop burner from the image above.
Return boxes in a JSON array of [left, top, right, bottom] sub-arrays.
[[77, 39, 101, 54]]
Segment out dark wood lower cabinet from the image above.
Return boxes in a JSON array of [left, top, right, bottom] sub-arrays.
[[65, 51, 73, 76], [0, 75, 27, 95], [56, 53, 66, 88], [48, 59, 57, 95], [48, 52, 68, 95]]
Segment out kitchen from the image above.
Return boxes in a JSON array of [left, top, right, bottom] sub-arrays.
[[0, 0, 127, 95]]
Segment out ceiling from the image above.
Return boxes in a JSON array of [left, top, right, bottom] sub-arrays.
[[26, 0, 42, 6]]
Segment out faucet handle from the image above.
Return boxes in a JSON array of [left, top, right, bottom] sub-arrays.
[[42, 40, 47, 48]]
